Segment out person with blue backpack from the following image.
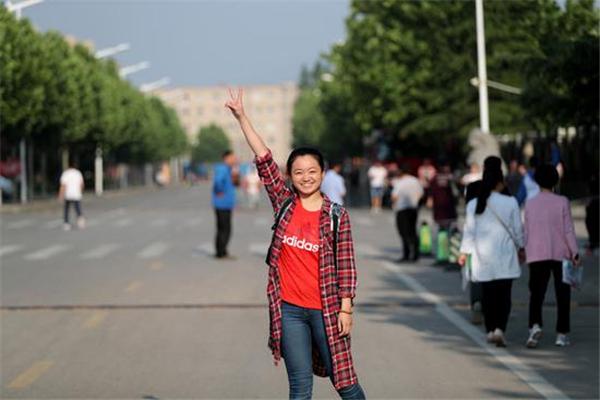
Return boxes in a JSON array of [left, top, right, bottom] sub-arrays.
[[225, 88, 366, 400]]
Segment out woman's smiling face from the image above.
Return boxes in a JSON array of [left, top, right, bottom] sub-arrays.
[[290, 155, 324, 197]]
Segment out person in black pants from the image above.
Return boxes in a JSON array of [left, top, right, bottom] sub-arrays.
[[212, 151, 239, 259], [481, 279, 513, 335], [391, 165, 424, 262]]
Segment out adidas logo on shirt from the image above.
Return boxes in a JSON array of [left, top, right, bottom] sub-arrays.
[[283, 235, 320, 253]]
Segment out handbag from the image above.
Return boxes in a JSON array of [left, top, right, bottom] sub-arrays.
[[487, 205, 525, 264]]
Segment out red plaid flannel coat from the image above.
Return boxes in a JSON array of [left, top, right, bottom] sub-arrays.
[[255, 150, 359, 390]]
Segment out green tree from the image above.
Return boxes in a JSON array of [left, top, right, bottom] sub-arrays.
[[191, 124, 231, 163]]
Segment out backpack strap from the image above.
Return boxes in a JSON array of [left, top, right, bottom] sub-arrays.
[[265, 196, 294, 264], [330, 203, 343, 269]]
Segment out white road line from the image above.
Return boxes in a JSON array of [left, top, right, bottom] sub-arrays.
[[6, 219, 35, 229], [249, 242, 269, 256], [193, 242, 214, 257], [114, 218, 133, 227], [382, 260, 568, 400], [0, 245, 23, 257], [80, 244, 120, 260], [44, 219, 63, 229], [24, 245, 69, 261], [137, 241, 170, 259]]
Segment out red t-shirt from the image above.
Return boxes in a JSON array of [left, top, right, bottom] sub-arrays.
[[279, 202, 322, 310]]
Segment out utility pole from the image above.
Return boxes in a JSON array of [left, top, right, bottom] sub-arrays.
[[475, 0, 490, 134]]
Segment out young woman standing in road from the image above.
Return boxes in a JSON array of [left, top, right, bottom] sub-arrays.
[[225, 88, 366, 400]]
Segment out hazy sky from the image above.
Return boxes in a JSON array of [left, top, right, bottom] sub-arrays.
[[25, 0, 350, 88]]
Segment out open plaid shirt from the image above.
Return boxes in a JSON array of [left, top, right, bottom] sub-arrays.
[[255, 150, 359, 390]]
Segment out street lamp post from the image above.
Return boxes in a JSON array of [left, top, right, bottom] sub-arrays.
[[140, 77, 171, 93], [5, 0, 45, 203], [119, 61, 150, 78], [475, 0, 490, 134]]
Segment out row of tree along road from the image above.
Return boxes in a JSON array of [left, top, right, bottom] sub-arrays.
[[0, 6, 188, 202]]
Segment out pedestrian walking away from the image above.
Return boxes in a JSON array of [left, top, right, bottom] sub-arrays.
[[321, 160, 347, 206], [391, 164, 424, 262], [524, 164, 581, 348], [212, 150, 239, 259], [367, 161, 387, 213], [225, 88, 366, 400], [58, 160, 85, 231], [459, 157, 524, 348]]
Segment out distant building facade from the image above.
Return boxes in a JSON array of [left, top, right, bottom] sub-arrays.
[[157, 83, 298, 163]]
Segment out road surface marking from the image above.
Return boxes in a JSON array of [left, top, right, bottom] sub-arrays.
[[80, 244, 120, 260], [24, 245, 69, 261], [6, 219, 34, 229], [249, 242, 269, 256], [44, 220, 63, 229], [148, 260, 163, 271], [125, 281, 143, 293], [114, 218, 133, 227], [193, 242, 213, 257], [7, 361, 54, 389], [82, 311, 108, 329], [150, 218, 168, 227], [138, 242, 169, 259], [382, 261, 568, 400], [0, 245, 23, 257]]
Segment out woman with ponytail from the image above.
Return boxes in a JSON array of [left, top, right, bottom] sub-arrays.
[[458, 156, 524, 347]]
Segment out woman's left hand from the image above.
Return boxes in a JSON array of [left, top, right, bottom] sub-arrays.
[[338, 312, 353, 337]]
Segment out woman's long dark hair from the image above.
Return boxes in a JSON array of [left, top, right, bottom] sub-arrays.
[[475, 157, 504, 215]]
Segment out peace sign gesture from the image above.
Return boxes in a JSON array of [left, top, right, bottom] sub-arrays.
[[225, 88, 245, 120]]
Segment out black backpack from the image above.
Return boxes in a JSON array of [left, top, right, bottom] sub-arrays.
[[266, 196, 343, 266]]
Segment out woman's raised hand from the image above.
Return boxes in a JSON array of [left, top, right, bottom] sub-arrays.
[[225, 88, 245, 120]]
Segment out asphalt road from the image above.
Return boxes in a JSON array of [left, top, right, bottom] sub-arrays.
[[1, 184, 598, 399]]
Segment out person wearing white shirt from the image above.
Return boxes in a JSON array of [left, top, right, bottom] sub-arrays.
[[321, 161, 346, 205], [459, 161, 524, 347], [58, 163, 85, 231], [367, 161, 388, 213], [391, 165, 424, 262]]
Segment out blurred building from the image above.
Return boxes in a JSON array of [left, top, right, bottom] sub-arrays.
[[156, 83, 298, 162]]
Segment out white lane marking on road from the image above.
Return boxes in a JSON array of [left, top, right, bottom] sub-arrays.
[[44, 219, 63, 229], [193, 242, 214, 257], [114, 218, 133, 227], [80, 244, 120, 260], [6, 219, 35, 229], [254, 217, 270, 227], [355, 216, 374, 227], [382, 260, 569, 400], [0, 245, 23, 257], [249, 242, 269, 256], [137, 241, 170, 259], [150, 218, 168, 227], [24, 245, 69, 261]]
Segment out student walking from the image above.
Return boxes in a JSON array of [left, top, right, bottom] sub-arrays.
[[367, 161, 387, 213], [524, 164, 580, 348], [459, 159, 524, 347], [58, 161, 85, 231], [212, 150, 238, 259], [391, 165, 424, 262], [225, 88, 365, 400], [321, 160, 347, 206]]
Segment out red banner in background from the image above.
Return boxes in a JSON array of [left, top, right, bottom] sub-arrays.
[[0, 158, 21, 178]]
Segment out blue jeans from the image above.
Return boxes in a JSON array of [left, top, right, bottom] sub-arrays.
[[281, 301, 366, 400]]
